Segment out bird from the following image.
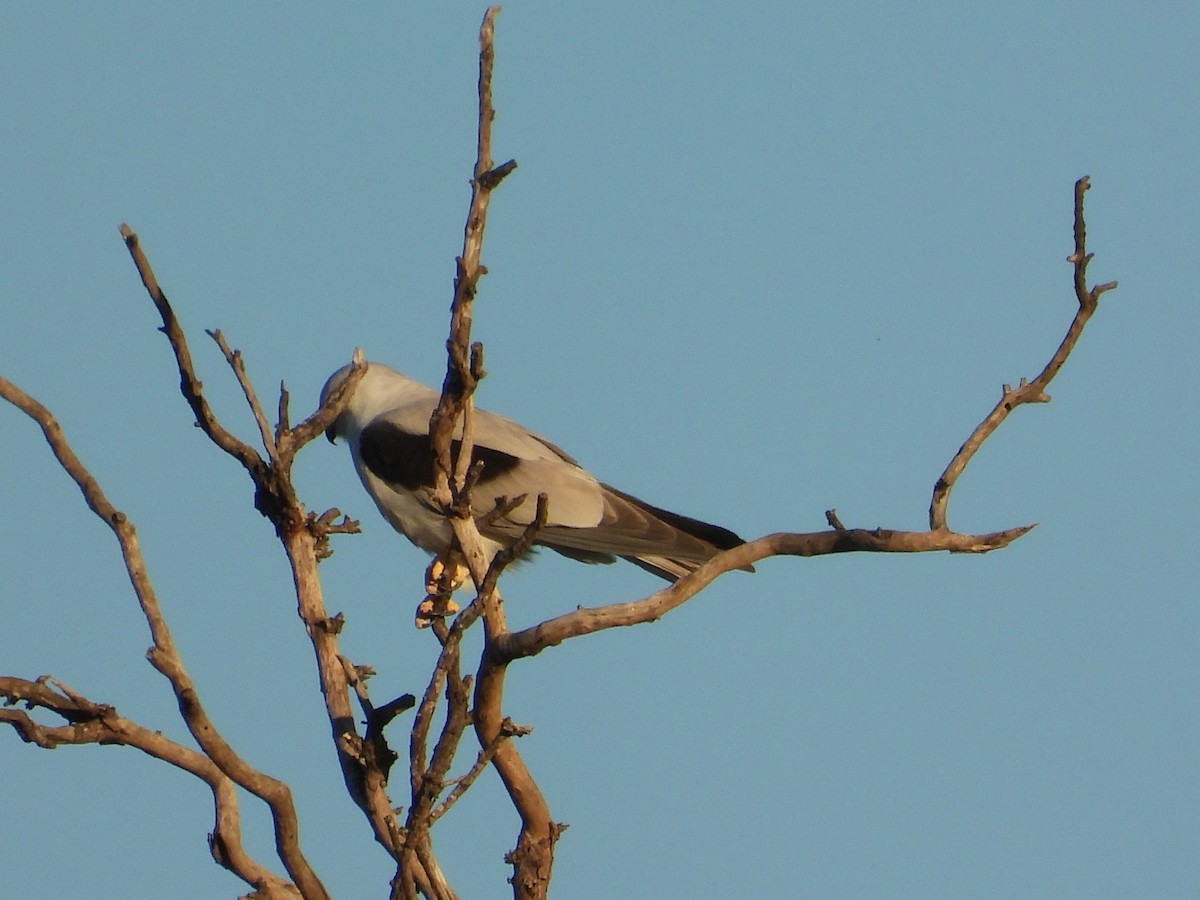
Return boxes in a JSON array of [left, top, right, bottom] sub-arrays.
[[321, 362, 750, 597]]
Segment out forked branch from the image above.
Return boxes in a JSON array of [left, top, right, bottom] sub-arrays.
[[3, 7, 1117, 897], [0, 676, 300, 899], [482, 178, 1114, 667], [417, 8, 560, 900], [0, 378, 325, 898]]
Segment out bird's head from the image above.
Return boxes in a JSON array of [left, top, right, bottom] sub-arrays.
[[319, 363, 361, 444], [319, 361, 424, 445]]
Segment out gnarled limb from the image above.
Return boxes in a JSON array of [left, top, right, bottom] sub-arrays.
[[3, 7, 1117, 896], [416, 9, 1117, 897], [0, 375, 329, 899], [0, 675, 301, 899], [419, 9, 561, 899]]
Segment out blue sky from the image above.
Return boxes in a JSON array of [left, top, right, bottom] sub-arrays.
[[3, 4, 1197, 898]]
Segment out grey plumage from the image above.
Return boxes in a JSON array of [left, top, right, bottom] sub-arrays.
[[321, 362, 747, 581]]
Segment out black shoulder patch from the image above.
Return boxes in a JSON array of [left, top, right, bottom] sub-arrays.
[[359, 421, 433, 490], [359, 420, 522, 490]]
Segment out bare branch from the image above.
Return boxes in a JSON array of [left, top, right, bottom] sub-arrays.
[[409, 652, 450, 799], [492, 523, 1036, 662], [116, 221, 398, 876], [928, 176, 1116, 531], [208, 328, 278, 460], [277, 502, 406, 869], [0, 376, 331, 899], [428, 3, 514, 506], [394, 619, 465, 897], [283, 347, 367, 461], [411, 10, 561, 897], [431, 718, 532, 824], [0, 676, 301, 899], [118, 224, 266, 476], [407, 597, 496, 840]]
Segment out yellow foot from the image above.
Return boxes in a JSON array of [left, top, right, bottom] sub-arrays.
[[424, 556, 469, 595], [416, 554, 468, 628], [414, 595, 462, 629]]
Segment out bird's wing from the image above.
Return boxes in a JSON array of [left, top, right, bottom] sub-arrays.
[[356, 402, 607, 530], [484, 481, 743, 563], [355, 398, 746, 579]]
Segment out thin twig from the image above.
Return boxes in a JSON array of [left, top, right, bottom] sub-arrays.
[[281, 347, 367, 464], [277, 381, 291, 444], [208, 328, 278, 460], [928, 177, 1116, 531], [118, 225, 266, 476], [431, 718, 532, 823], [478, 493, 548, 600], [428, 3, 515, 507]]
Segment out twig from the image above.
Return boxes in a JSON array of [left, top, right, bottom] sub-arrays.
[[307, 508, 361, 560], [929, 177, 1116, 531], [428, 3, 516, 506], [119, 225, 266, 476], [282, 347, 367, 464], [208, 328, 278, 460], [408, 606, 475, 824], [478, 493, 548, 600], [431, 718, 532, 823], [403, 625, 468, 900]]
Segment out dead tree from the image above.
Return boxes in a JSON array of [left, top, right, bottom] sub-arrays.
[[0, 8, 1116, 899]]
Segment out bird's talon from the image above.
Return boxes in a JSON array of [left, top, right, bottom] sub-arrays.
[[414, 595, 461, 629], [425, 559, 444, 595], [425, 557, 469, 595]]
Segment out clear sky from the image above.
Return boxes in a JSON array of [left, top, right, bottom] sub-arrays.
[[3, 4, 1197, 898]]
